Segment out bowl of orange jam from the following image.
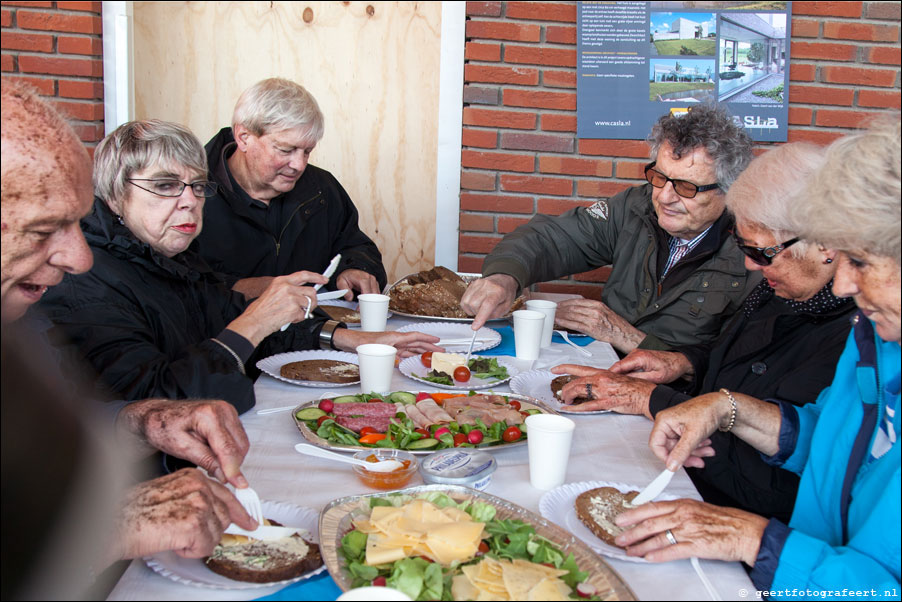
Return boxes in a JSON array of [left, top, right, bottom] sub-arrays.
[[351, 449, 418, 490]]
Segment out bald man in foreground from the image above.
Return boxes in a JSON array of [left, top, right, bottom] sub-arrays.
[[0, 78, 256, 598]]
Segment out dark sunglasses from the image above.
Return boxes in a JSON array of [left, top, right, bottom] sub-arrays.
[[644, 162, 720, 199], [731, 229, 800, 266]]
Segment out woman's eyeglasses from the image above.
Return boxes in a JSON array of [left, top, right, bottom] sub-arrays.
[[644, 162, 720, 199], [127, 178, 218, 198], [731, 229, 800, 266]]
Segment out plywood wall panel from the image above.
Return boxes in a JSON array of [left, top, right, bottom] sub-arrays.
[[132, 1, 443, 282]]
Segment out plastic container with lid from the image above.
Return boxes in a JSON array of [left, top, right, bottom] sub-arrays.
[[419, 449, 497, 490]]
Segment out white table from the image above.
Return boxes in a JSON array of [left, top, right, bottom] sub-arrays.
[[108, 319, 755, 601]]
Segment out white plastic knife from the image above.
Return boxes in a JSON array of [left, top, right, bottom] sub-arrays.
[[630, 468, 676, 506], [224, 523, 307, 541], [280, 254, 343, 331]]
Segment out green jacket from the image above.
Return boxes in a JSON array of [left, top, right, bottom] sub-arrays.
[[482, 184, 759, 350]]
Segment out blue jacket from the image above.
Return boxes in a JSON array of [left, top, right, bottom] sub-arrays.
[[751, 313, 901, 599]]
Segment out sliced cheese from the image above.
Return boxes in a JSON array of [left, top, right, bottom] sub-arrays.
[[431, 352, 467, 377]]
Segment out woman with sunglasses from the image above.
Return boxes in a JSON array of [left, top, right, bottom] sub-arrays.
[[554, 142, 856, 521], [37, 120, 441, 413], [611, 119, 900, 599]]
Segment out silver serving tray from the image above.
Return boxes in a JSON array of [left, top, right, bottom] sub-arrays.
[[384, 271, 518, 322], [318, 484, 637, 600], [291, 392, 557, 455]]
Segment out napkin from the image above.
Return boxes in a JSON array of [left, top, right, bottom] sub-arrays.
[[474, 326, 594, 357], [253, 571, 342, 601]]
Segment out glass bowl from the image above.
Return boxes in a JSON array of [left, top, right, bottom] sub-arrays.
[[351, 448, 418, 490]]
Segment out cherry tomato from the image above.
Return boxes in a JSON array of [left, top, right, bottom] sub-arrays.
[[467, 430, 484, 445], [359, 426, 377, 437], [372, 576, 387, 587], [477, 541, 490, 554], [520, 411, 530, 419], [415, 392, 431, 402], [414, 428, 430, 437], [453, 433, 468, 447], [318, 399, 334, 413], [453, 366, 471, 382], [508, 400, 521, 411], [502, 426, 522, 443], [316, 415, 331, 428], [421, 352, 433, 368]]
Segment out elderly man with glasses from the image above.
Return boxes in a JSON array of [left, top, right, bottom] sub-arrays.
[[461, 104, 758, 354]]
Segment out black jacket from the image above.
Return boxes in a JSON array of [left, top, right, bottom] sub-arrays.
[[195, 127, 387, 291], [38, 198, 327, 414], [648, 285, 856, 521]]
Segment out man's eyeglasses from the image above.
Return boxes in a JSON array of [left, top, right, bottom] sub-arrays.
[[127, 178, 218, 198], [731, 229, 800, 266], [644, 162, 720, 199]]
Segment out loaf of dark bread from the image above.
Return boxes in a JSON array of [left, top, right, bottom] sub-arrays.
[[204, 520, 322, 583], [280, 359, 359, 383], [574, 487, 639, 547], [550, 375, 591, 405]]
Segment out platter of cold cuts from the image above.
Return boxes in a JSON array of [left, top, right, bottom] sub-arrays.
[[292, 391, 556, 454]]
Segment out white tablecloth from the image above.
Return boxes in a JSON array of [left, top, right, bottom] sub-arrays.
[[108, 320, 755, 601]]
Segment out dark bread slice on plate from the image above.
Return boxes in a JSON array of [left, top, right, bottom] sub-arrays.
[[204, 519, 322, 583], [320, 305, 360, 324], [550, 375, 591, 405], [280, 359, 359, 383], [574, 487, 639, 547]]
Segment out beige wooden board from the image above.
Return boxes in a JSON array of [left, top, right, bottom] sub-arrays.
[[132, 1, 442, 282]]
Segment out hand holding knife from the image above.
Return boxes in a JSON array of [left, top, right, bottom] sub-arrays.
[[280, 254, 342, 332]]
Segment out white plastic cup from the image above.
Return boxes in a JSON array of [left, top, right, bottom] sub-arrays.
[[358, 293, 390, 332], [356, 343, 397, 394], [337, 586, 412, 601], [525, 414, 576, 490], [512, 309, 544, 360], [525, 299, 557, 348]]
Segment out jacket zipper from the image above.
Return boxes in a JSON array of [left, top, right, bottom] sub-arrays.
[[272, 191, 322, 257]]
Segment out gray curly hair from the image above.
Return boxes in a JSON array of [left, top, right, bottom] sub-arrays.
[[790, 116, 901, 265], [93, 120, 207, 205], [648, 104, 754, 192]]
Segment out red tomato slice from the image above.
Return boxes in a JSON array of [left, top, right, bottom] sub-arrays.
[[508, 400, 521, 411], [453, 433, 468, 447]]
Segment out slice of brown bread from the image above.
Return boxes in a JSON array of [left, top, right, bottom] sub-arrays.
[[550, 375, 591, 405], [280, 359, 359, 383], [574, 487, 639, 547], [320, 305, 361, 324], [205, 520, 322, 583]]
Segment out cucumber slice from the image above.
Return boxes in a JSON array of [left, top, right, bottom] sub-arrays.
[[333, 395, 362, 404], [406, 437, 440, 450], [388, 391, 417, 405], [295, 407, 326, 421], [476, 437, 501, 447]]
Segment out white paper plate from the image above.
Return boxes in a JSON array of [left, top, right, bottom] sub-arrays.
[[256, 350, 359, 388], [538, 480, 678, 563], [395, 322, 501, 353], [319, 300, 392, 328], [144, 500, 324, 589], [398, 355, 518, 390], [509, 370, 611, 415]]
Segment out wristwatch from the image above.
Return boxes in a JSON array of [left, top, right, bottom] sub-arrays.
[[319, 319, 344, 350]]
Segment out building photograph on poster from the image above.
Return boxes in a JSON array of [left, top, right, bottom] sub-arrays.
[[578, 1, 791, 141]]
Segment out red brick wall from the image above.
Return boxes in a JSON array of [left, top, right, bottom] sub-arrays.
[[1, 1, 104, 148], [460, 1, 902, 298]]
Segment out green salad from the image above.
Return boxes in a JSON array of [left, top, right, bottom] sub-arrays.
[[338, 492, 602, 601], [421, 357, 509, 386]]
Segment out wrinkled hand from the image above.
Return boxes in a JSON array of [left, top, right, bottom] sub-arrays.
[[108, 468, 256, 564], [555, 299, 645, 354], [117, 399, 250, 487], [649, 392, 730, 470], [609, 350, 693, 383], [229, 271, 328, 345], [613, 498, 768, 565], [551, 364, 655, 418], [460, 274, 518, 330], [336, 268, 380, 299], [334, 329, 444, 359]]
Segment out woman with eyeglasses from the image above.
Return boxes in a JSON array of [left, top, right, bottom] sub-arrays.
[[610, 119, 901, 596], [38, 120, 441, 412], [553, 142, 856, 521]]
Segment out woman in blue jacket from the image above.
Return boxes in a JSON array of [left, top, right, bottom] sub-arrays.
[[611, 118, 900, 598]]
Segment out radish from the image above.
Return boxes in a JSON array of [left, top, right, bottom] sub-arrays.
[[318, 399, 334, 413], [467, 430, 484, 444]]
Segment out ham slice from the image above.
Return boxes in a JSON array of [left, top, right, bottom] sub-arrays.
[[441, 395, 523, 427], [403, 403, 432, 429], [415, 399, 453, 424]]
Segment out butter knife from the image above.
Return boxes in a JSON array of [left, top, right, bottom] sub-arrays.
[[630, 468, 676, 506], [280, 254, 343, 331]]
